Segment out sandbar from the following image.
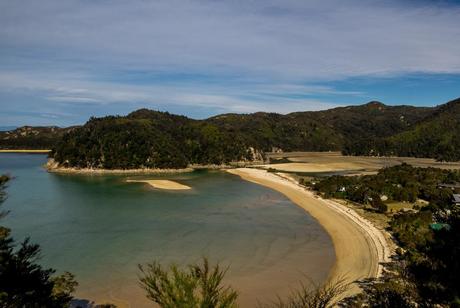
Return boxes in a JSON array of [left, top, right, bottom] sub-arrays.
[[227, 168, 390, 297], [126, 179, 191, 190], [265, 151, 460, 174]]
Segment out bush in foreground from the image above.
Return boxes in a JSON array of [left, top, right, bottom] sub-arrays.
[[262, 278, 349, 308], [139, 258, 238, 308], [0, 175, 78, 308]]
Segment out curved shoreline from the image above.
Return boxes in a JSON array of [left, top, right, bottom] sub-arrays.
[[44, 159, 257, 175], [227, 168, 391, 297]]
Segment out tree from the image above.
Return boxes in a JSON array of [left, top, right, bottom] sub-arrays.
[[139, 258, 238, 308], [0, 175, 77, 308], [262, 278, 349, 308]]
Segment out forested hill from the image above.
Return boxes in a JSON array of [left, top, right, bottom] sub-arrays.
[[52, 111, 261, 169], [2, 98, 460, 168], [343, 98, 460, 161], [0, 126, 76, 150]]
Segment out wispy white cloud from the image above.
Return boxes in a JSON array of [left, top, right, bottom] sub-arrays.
[[0, 71, 341, 114], [0, 0, 459, 124], [1, 0, 460, 78]]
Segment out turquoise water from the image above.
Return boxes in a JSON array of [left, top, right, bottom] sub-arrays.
[[0, 154, 334, 307]]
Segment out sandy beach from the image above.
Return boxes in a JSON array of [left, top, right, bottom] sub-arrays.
[[227, 168, 390, 297], [126, 179, 191, 190], [264, 151, 460, 174]]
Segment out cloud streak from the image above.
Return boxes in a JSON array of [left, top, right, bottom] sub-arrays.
[[0, 0, 459, 125], [2, 0, 459, 78]]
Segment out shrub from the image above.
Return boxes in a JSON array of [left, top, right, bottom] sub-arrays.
[[139, 258, 238, 308]]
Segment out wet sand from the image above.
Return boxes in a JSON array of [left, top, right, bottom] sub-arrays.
[[126, 179, 191, 190], [227, 168, 390, 297]]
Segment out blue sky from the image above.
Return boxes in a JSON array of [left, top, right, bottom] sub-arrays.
[[1, 0, 460, 126]]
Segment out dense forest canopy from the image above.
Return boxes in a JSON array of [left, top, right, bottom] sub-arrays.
[[309, 164, 459, 212], [306, 164, 460, 306], [2, 98, 460, 168], [0, 126, 75, 150]]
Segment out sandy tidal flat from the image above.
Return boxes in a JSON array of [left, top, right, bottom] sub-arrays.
[[126, 179, 191, 190], [227, 168, 390, 297], [263, 152, 460, 174]]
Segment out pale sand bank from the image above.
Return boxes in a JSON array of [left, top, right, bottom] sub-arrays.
[[0, 149, 51, 153], [126, 179, 191, 190], [260, 162, 365, 173], [265, 151, 460, 174], [227, 168, 390, 297]]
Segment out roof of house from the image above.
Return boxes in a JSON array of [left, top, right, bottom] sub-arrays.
[[430, 223, 451, 231], [453, 194, 460, 203]]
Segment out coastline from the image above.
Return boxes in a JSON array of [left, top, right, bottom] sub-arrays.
[[44, 158, 260, 175], [45, 159, 194, 174], [227, 168, 391, 297], [47, 166, 195, 175]]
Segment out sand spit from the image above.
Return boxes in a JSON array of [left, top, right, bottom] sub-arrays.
[[227, 168, 391, 297], [126, 179, 191, 190]]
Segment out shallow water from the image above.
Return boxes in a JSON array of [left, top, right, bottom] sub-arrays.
[[0, 154, 334, 307]]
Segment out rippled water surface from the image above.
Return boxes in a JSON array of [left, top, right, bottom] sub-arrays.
[[0, 154, 334, 307]]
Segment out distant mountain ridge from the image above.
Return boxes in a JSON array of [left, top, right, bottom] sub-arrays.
[[1, 98, 459, 167], [0, 126, 77, 150], [345, 97, 460, 161]]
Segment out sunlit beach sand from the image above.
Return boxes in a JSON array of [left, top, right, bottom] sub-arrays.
[[126, 179, 191, 190]]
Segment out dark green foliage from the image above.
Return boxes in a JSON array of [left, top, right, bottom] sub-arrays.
[[377, 208, 460, 307], [344, 98, 460, 161], [0, 126, 74, 150], [0, 176, 77, 308], [371, 196, 388, 213], [407, 208, 460, 305], [52, 112, 254, 169], [0, 176, 8, 220], [354, 277, 418, 308], [138, 258, 238, 308], [339, 166, 460, 307], [263, 278, 349, 308], [311, 163, 459, 208], [391, 211, 433, 250], [7, 98, 460, 164], [208, 112, 343, 152]]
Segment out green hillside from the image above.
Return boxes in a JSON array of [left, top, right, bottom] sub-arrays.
[[3, 98, 460, 169], [0, 126, 76, 150], [344, 98, 460, 161], [52, 112, 255, 169]]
